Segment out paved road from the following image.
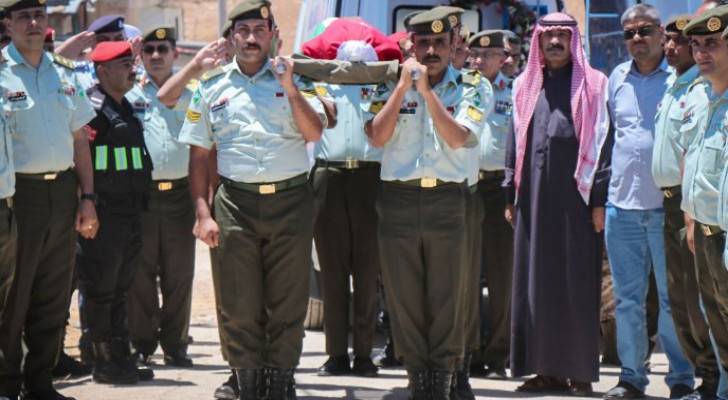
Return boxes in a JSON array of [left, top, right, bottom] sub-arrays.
[[57, 242, 676, 399]]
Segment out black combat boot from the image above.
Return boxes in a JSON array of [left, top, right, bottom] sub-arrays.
[[267, 369, 295, 400], [407, 370, 430, 400], [431, 370, 453, 400], [234, 369, 262, 400], [450, 355, 475, 400], [91, 341, 138, 385], [111, 337, 154, 381]]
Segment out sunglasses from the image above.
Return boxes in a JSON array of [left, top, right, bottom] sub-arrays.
[[142, 44, 170, 55], [623, 25, 657, 40]]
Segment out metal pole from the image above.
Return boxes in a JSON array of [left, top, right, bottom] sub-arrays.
[[219, 0, 226, 35]]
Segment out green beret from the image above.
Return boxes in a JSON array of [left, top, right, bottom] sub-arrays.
[[665, 15, 691, 33], [469, 30, 505, 48], [683, 5, 728, 36], [407, 7, 454, 35], [227, 0, 272, 23], [0, 0, 45, 14], [142, 26, 176, 43]]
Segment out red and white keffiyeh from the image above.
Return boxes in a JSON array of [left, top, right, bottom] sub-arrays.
[[512, 12, 610, 205]]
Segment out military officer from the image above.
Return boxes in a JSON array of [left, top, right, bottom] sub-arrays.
[[71, 15, 127, 91], [0, 0, 97, 398], [681, 8, 728, 397], [77, 41, 154, 386], [652, 15, 720, 397], [365, 7, 488, 400], [466, 29, 514, 381], [179, 1, 326, 398], [125, 26, 197, 369]]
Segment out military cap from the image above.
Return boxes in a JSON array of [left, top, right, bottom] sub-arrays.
[[438, 5, 464, 28], [665, 14, 691, 33], [227, 0, 272, 23], [683, 5, 728, 36], [469, 30, 505, 48], [88, 15, 125, 34], [407, 7, 454, 35], [402, 10, 422, 28], [142, 26, 176, 43], [0, 0, 46, 14], [89, 40, 132, 63]]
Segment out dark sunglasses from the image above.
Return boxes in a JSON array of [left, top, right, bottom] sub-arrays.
[[142, 44, 170, 55], [623, 25, 657, 40]]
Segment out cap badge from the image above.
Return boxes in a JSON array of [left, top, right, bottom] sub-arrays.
[[155, 28, 166, 39], [708, 17, 722, 32], [676, 19, 688, 31], [448, 15, 458, 27], [480, 36, 490, 47], [260, 6, 269, 19], [431, 20, 444, 34]]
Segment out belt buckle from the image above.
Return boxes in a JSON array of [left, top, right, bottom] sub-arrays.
[[420, 177, 437, 188], [663, 189, 673, 199], [259, 184, 276, 195], [43, 173, 57, 180], [5, 198, 12, 208], [158, 182, 173, 191], [478, 171, 486, 180], [702, 224, 714, 236], [344, 159, 359, 169]]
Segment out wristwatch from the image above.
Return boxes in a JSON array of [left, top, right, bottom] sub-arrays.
[[80, 193, 98, 203]]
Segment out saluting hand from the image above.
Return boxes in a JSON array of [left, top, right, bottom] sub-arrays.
[[76, 200, 99, 239], [55, 31, 95, 59], [194, 39, 228, 72], [194, 216, 220, 248]]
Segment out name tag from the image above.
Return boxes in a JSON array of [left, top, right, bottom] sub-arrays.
[[133, 100, 149, 114], [211, 98, 229, 113], [7, 91, 27, 102], [399, 101, 418, 114]]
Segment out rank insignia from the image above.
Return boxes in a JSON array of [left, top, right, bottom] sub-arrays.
[[186, 109, 201, 123], [467, 106, 483, 122], [369, 101, 385, 114]]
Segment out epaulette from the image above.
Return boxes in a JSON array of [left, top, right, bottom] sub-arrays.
[[461, 70, 481, 86], [688, 76, 707, 92], [87, 87, 105, 111], [186, 79, 200, 92], [52, 53, 75, 70], [200, 67, 225, 82]]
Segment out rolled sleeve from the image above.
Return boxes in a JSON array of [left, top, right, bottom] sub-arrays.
[[454, 84, 487, 149], [70, 78, 95, 132], [178, 88, 213, 150]]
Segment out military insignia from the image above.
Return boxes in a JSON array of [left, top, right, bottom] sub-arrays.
[[369, 101, 385, 114], [83, 125, 97, 141], [186, 109, 201, 123], [431, 20, 444, 34], [59, 85, 76, 96], [480, 36, 490, 47], [191, 90, 201, 105], [448, 15, 458, 27], [6, 91, 27, 102], [260, 6, 270, 19], [301, 89, 316, 98], [676, 19, 688, 31], [447, 106, 455, 114], [315, 86, 328, 97], [495, 100, 512, 116], [211, 98, 229, 112], [155, 29, 166, 40], [276, 92, 285, 98], [52, 53, 75, 70], [682, 110, 693, 124], [474, 92, 482, 107], [361, 87, 373, 100], [708, 17, 722, 32], [467, 106, 483, 122], [132, 100, 149, 114]]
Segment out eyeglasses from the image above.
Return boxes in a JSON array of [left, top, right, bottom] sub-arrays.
[[142, 44, 170, 55], [623, 25, 657, 40]]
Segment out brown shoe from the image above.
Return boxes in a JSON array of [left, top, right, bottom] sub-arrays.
[[569, 381, 594, 397], [516, 375, 569, 393]]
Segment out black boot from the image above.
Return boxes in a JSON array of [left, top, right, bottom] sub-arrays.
[[450, 355, 475, 400], [431, 370, 453, 400], [214, 370, 240, 400], [234, 369, 262, 400], [407, 370, 430, 400], [267, 368, 294, 400], [111, 337, 154, 381], [91, 342, 138, 385]]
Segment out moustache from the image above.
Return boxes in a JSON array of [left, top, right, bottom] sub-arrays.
[[423, 56, 441, 62], [546, 45, 565, 51], [244, 44, 261, 51]]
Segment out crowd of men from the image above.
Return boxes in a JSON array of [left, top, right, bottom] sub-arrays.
[[0, 0, 728, 399]]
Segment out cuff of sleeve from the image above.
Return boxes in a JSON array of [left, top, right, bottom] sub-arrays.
[[459, 124, 480, 149], [179, 137, 213, 150]]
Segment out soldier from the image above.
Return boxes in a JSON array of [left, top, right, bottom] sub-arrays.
[[77, 41, 154, 385], [467, 29, 513, 381], [681, 7, 728, 400], [652, 14, 719, 399], [179, 0, 326, 398], [365, 7, 488, 399], [502, 31, 522, 78], [0, 0, 97, 398], [125, 26, 197, 369]]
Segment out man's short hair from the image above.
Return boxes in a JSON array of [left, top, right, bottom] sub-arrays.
[[621, 4, 661, 26], [504, 30, 521, 45]]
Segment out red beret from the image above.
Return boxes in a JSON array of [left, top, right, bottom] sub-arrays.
[[44, 28, 55, 43], [89, 41, 132, 63]]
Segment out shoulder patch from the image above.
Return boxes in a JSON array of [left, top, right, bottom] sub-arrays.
[[462, 71, 481, 87], [200, 67, 225, 82], [314, 86, 328, 97], [186, 79, 200, 92], [52, 53, 75, 70], [369, 101, 385, 114]]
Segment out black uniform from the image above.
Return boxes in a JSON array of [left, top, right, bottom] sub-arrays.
[[77, 86, 152, 372]]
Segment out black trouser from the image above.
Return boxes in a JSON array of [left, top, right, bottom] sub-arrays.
[[213, 181, 313, 369], [128, 182, 195, 356], [78, 199, 143, 345], [664, 194, 717, 380], [462, 185, 483, 355], [693, 222, 728, 372], [0, 199, 16, 377], [312, 164, 381, 359], [377, 181, 467, 371], [476, 176, 513, 370], [0, 172, 77, 395]]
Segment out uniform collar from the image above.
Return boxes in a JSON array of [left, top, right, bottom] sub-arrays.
[[673, 64, 700, 87], [4, 42, 52, 71], [432, 65, 459, 92], [705, 79, 728, 104]]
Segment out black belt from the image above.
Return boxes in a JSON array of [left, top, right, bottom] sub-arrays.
[[479, 170, 505, 181], [16, 168, 72, 181], [315, 159, 380, 170], [661, 185, 681, 199], [699, 223, 724, 237], [392, 178, 460, 189], [221, 173, 308, 195], [150, 177, 188, 192]]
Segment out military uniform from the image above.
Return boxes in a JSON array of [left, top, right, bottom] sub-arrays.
[[125, 27, 197, 366], [179, 2, 327, 397], [76, 16, 127, 91], [364, 9, 488, 398], [0, 90, 16, 384], [0, 38, 94, 397], [682, 11, 728, 375], [312, 83, 382, 371], [652, 36, 717, 384]]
